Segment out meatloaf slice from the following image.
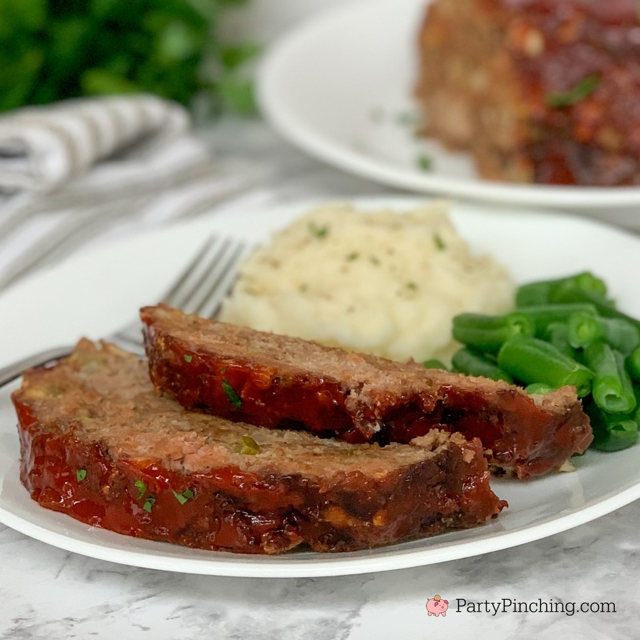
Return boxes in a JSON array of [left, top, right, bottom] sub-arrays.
[[141, 304, 592, 480], [12, 339, 505, 554], [416, 0, 640, 186]]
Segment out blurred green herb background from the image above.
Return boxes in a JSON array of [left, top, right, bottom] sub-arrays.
[[0, 0, 258, 115]]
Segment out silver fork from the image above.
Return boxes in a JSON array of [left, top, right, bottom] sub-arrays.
[[0, 234, 252, 388]]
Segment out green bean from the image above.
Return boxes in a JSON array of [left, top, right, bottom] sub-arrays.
[[452, 348, 514, 383], [599, 317, 640, 356], [593, 420, 639, 452], [583, 397, 639, 452], [525, 383, 557, 395], [516, 304, 597, 337], [626, 346, 640, 384], [567, 311, 603, 349], [552, 274, 608, 299], [545, 322, 580, 359], [583, 342, 636, 414], [550, 287, 640, 334], [516, 272, 607, 307], [516, 283, 554, 307], [497, 337, 593, 397], [423, 359, 448, 371], [566, 312, 639, 354], [452, 312, 534, 354]]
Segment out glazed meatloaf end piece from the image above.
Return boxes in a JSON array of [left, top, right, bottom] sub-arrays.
[[12, 340, 506, 555], [416, 0, 640, 186], [141, 305, 592, 480]]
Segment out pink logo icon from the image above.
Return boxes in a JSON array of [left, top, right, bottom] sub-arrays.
[[426, 595, 449, 617]]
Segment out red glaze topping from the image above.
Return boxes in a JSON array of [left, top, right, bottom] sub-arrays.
[[13, 377, 505, 554], [486, 0, 640, 184], [143, 322, 592, 480]]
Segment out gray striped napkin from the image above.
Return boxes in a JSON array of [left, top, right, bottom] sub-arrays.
[[0, 95, 190, 193], [0, 95, 279, 294]]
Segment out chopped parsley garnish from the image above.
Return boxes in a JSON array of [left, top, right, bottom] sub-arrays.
[[547, 75, 600, 108], [369, 256, 380, 266], [309, 222, 329, 239], [135, 479, 146, 500], [184, 354, 193, 363], [238, 435, 261, 455], [397, 111, 421, 127], [434, 234, 446, 251], [347, 252, 359, 261], [406, 282, 418, 291], [222, 379, 242, 408], [173, 489, 195, 505], [417, 154, 434, 172], [143, 496, 156, 513], [76, 469, 87, 482], [221, 365, 228, 374], [173, 490, 188, 505]]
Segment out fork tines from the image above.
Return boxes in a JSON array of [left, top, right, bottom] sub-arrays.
[[161, 235, 251, 319]]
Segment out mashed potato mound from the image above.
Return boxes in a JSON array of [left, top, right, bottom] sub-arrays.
[[219, 203, 514, 363]]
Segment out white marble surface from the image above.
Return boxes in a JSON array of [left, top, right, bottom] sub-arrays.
[[1, 502, 639, 639], [1, 117, 639, 639]]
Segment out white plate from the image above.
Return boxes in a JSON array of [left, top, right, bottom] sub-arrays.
[[1, 197, 640, 578], [258, 0, 640, 215]]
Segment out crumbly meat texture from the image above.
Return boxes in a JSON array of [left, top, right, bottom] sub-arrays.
[[416, 0, 640, 186], [11, 340, 506, 555], [141, 305, 593, 479]]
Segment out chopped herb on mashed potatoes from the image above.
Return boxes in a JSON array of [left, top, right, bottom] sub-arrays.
[[219, 203, 514, 363]]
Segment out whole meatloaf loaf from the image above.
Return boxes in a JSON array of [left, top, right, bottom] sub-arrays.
[[12, 340, 506, 554], [416, 0, 640, 185], [141, 304, 592, 479]]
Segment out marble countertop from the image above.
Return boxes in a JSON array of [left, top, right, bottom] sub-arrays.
[[1, 118, 638, 639], [2, 502, 638, 639]]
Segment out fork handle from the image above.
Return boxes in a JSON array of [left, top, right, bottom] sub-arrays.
[[0, 346, 75, 388]]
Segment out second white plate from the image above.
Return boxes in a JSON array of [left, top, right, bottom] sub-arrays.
[[258, 0, 640, 217]]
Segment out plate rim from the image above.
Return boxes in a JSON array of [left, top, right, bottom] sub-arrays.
[[257, 0, 640, 210], [2, 196, 640, 577], [1, 478, 640, 578]]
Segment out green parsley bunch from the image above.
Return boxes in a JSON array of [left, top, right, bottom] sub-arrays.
[[0, 0, 257, 114]]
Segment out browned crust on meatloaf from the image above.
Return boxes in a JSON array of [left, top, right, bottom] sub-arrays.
[[416, 0, 640, 186], [11, 339, 505, 554], [141, 304, 592, 479]]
